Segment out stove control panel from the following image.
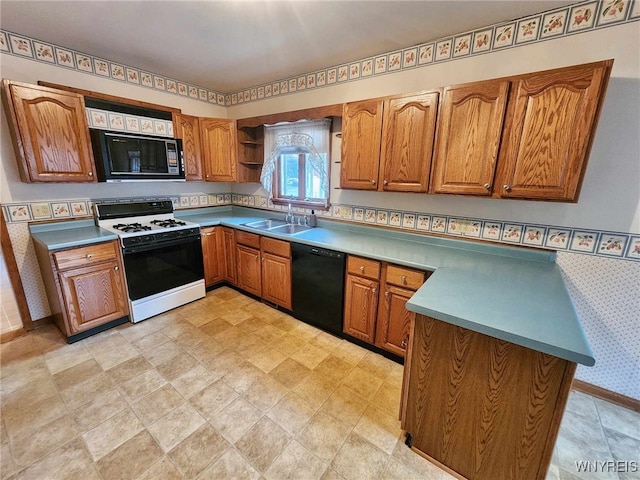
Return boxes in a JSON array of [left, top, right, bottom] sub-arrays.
[[121, 226, 201, 248]]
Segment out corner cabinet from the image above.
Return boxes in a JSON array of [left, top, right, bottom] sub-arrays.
[[200, 118, 238, 182], [1, 80, 97, 183], [174, 113, 204, 181], [34, 240, 129, 342], [494, 60, 613, 201], [237, 125, 264, 183], [430, 79, 510, 195]]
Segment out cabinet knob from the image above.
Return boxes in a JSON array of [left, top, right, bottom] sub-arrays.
[[383, 180, 388, 186], [484, 183, 491, 190], [384, 291, 389, 297], [371, 180, 376, 185], [88, 172, 93, 177], [402, 275, 407, 284], [359, 266, 365, 273], [503, 184, 511, 191], [401, 338, 408, 348], [255, 255, 259, 260], [372, 288, 377, 294], [86, 254, 93, 259], [114, 266, 119, 271]]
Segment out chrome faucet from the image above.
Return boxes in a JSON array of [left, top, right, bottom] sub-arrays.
[[285, 203, 294, 223]]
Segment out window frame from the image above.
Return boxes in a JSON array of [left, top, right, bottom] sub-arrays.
[[270, 151, 330, 210]]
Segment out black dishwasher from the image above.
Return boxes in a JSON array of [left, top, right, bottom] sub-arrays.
[[291, 243, 346, 337]]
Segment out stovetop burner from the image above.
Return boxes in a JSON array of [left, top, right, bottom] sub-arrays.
[[150, 219, 187, 228], [112, 223, 153, 233]]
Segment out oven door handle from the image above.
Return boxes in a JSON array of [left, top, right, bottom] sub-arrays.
[[123, 235, 201, 255]]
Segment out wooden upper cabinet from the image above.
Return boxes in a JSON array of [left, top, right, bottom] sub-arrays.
[[200, 118, 237, 182], [340, 99, 384, 190], [1, 80, 97, 183], [379, 92, 439, 193], [430, 79, 510, 195], [495, 60, 613, 201], [174, 113, 203, 181]]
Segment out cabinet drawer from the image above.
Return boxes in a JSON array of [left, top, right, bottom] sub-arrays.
[[261, 237, 290, 258], [347, 255, 381, 280], [236, 230, 261, 248], [53, 242, 118, 271], [386, 265, 426, 291]]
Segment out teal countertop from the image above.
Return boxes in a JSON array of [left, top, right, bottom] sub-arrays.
[[29, 206, 594, 366], [30, 219, 118, 249]]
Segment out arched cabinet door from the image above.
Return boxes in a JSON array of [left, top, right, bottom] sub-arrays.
[[175, 113, 204, 181], [201, 118, 237, 182], [2, 80, 97, 182], [430, 79, 509, 196], [495, 60, 612, 201]]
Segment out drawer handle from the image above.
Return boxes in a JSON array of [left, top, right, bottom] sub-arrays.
[[86, 254, 93, 259], [402, 275, 407, 284], [359, 266, 365, 273]]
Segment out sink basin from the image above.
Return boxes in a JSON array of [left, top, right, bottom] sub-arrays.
[[267, 223, 312, 235], [242, 219, 288, 230]]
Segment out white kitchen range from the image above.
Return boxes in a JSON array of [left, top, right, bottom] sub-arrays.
[[94, 200, 205, 323]]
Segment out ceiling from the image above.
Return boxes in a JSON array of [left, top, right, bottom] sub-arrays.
[[0, 1, 576, 93]]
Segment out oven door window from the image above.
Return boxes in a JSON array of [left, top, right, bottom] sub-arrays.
[[123, 238, 204, 301]]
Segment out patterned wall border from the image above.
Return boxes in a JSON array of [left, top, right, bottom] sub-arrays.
[[224, 0, 640, 105], [4, 193, 639, 262], [1, 1, 637, 110], [0, 30, 227, 106], [85, 108, 174, 137]]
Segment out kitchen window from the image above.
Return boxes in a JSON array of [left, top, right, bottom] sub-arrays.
[[261, 119, 331, 209]]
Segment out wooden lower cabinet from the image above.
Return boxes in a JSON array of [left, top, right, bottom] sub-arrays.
[[401, 314, 576, 480], [201, 226, 224, 286], [343, 273, 379, 343], [344, 256, 427, 357], [34, 240, 128, 340], [222, 227, 237, 285], [260, 237, 292, 310], [236, 244, 262, 297]]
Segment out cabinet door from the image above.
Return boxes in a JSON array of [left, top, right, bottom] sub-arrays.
[[236, 245, 261, 297], [2, 81, 96, 183], [175, 114, 203, 181], [58, 260, 128, 334], [430, 79, 509, 195], [495, 61, 612, 201], [343, 273, 379, 343], [261, 252, 292, 310], [201, 227, 223, 286], [222, 227, 237, 285], [340, 99, 384, 190], [201, 118, 237, 182], [375, 285, 415, 357], [379, 92, 439, 192]]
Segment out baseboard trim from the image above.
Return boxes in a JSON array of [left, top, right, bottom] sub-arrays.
[[572, 379, 640, 413], [0, 328, 27, 344]]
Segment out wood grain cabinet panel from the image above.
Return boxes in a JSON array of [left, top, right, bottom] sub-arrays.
[[201, 118, 237, 182], [402, 314, 576, 480], [222, 227, 237, 285], [379, 92, 439, 192], [174, 113, 203, 181], [201, 226, 224, 287], [430, 79, 509, 195], [343, 273, 379, 343], [2, 80, 96, 183], [261, 252, 292, 310], [340, 99, 384, 190], [58, 259, 128, 334], [236, 244, 262, 297], [375, 285, 415, 357], [494, 60, 613, 201]]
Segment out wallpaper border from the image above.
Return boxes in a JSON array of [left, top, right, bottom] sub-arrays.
[[3, 194, 639, 262], [1, 1, 637, 107]]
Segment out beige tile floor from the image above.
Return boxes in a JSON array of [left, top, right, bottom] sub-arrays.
[[1, 287, 638, 480]]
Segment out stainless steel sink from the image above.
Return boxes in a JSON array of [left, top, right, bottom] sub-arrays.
[[267, 223, 312, 235], [242, 219, 288, 230]]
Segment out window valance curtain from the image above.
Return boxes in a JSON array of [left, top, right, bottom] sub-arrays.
[[260, 118, 332, 199]]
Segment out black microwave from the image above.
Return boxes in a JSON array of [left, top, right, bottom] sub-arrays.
[[90, 129, 185, 182]]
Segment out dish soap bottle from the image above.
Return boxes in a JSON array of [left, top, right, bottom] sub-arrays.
[[308, 209, 317, 227]]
